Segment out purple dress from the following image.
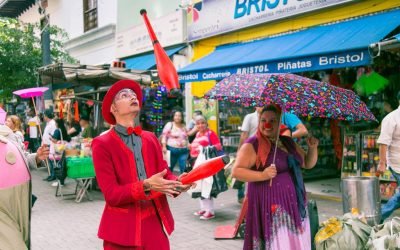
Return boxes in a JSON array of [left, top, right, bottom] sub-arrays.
[[243, 136, 310, 250]]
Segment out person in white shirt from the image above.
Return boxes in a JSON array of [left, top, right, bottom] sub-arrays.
[[187, 110, 203, 143], [239, 108, 263, 148], [42, 110, 57, 181], [378, 91, 400, 221], [27, 109, 40, 152]]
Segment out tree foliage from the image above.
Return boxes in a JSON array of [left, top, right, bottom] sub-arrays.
[[0, 17, 76, 99]]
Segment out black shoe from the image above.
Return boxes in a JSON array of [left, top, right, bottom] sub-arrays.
[[43, 177, 51, 181], [46, 177, 56, 181]]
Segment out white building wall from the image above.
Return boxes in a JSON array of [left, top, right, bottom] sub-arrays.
[[18, 0, 117, 65]]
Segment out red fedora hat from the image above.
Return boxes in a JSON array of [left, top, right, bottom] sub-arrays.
[[102, 79, 143, 125]]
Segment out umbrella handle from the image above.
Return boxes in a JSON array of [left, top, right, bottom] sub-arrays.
[[270, 112, 283, 187], [31, 97, 51, 175]]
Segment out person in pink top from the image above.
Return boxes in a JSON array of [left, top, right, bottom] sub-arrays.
[[161, 110, 189, 174], [189, 115, 223, 220]]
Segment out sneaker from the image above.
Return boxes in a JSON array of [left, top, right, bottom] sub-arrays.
[[51, 182, 63, 187], [200, 212, 215, 220], [193, 210, 206, 216]]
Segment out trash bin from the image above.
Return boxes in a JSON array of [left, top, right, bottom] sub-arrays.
[[342, 176, 381, 226]]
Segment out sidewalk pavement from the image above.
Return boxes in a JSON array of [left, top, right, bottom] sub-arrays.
[[30, 167, 343, 250]]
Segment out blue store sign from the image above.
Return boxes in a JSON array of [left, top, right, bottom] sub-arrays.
[[179, 49, 370, 82]]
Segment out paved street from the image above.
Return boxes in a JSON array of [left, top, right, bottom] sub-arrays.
[[30, 167, 342, 250]]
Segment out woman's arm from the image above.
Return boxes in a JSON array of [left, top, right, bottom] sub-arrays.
[[209, 130, 222, 150], [296, 137, 319, 169], [160, 122, 172, 152], [67, 127, 77, 135], [232, 143, 277, 182]]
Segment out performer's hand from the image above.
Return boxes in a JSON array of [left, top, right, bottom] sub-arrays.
[[36, 145, 50, 162], [306, 136, 319, 149], [145, 169, 182, 197], [176, 172, 196, 193], [262, 164, 277, 181]]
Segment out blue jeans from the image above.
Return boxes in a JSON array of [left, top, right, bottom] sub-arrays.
[[167, 146, 188, 174], [237, 184, 245, 200], [48, 158, 55, 178], [381, 167, 400, 221]]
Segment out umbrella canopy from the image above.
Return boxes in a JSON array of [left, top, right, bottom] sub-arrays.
[[353, 71, 389, 96], [204, 73, 376, 121], [0, 108, 6, 124], [13, 87, 49, 98]]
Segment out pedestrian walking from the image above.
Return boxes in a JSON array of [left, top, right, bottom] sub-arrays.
[[161, 110, 189, 174], [189, 115, 225, 220], [42, 110, 57, 182]]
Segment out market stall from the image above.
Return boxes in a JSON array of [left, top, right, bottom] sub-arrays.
[[54, 137, 95, 202], [38, 63, 154, 201]]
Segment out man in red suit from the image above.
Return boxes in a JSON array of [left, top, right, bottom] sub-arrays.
[[92, 79, 189, 249]]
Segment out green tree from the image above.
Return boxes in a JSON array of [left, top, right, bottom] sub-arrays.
[[0, 17, 76, 99]]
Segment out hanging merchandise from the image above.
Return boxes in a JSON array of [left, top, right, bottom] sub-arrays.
[[73, 101, 79, 122], [353, 71, 389, 96], [59, 100, 64, 119], [149, 85, 165, 136]]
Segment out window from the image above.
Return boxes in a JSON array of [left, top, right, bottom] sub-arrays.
[[83, 0, 97, 32]]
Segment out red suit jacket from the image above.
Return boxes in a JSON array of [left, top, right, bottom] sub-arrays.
[[92, 129, 177, 246]]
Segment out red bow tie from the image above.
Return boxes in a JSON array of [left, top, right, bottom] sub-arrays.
[[127, 126, 142, 136]]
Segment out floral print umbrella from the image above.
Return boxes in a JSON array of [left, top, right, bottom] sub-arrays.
[[204, 73, 376, 121]]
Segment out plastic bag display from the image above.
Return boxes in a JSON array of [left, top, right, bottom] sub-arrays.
[[315, 213, 372, 250], [365, 217, 400, 250]]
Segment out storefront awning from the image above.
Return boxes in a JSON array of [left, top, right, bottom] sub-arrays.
[[370, 32, 400, 52], [178, 9, 400, 83], [124, 46, 185, 70], [38, 63, 152, 86]]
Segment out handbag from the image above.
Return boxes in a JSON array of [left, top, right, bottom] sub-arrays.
[[54, 128, 67, 154], [204, 136, 228, 196], [187, 146, 213, 198], [54, 151, 67, 184]]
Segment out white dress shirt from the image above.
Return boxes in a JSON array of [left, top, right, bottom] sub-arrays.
[[377, 107, 400, 173]]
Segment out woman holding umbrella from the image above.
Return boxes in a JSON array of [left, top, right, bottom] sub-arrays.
[[232, 104, 319, 250]]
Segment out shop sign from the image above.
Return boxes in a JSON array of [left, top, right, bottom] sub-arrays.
[[188, 0, 354, 41], [179, 49, 369, 82], [116, 10, 185, 59], [228, 116, 242, 125]]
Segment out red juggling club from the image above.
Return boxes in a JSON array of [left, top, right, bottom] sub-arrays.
[[180, 155, 230, 185], [140, 9, 181, 96]]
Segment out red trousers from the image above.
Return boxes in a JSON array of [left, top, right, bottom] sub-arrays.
[[103, 213, 169, 250]]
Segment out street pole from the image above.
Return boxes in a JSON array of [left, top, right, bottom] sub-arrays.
[[41, 15, 51, 65]]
